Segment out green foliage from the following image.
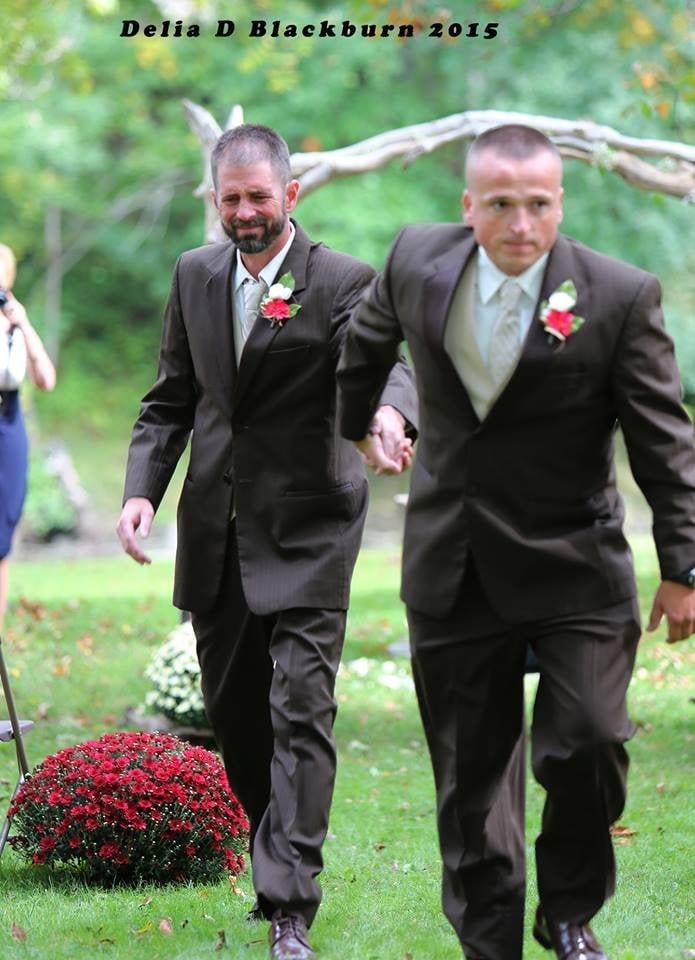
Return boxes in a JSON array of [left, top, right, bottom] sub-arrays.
[[22, 444, 80, 542], [0, 0, 692, 401]]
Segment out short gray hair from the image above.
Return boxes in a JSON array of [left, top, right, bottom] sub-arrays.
[[211, 124, 292, 190]]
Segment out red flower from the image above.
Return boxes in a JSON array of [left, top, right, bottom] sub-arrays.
[[544, 309, 574, 337], [261, 298, 291, 322], [8, 731, 249, 887], [98, 841, 121, 859]]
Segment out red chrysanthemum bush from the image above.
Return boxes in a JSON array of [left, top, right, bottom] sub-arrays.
[[8, 731, 249, 886]]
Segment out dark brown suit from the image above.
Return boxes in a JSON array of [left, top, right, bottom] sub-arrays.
[[338, 225, 695, 959], [123, 222, 416, 925]]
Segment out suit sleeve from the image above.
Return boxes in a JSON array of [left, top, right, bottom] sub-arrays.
[[122, 256, 196, 511], [336, 228, 416, 440], [611, 273, 695, 579]]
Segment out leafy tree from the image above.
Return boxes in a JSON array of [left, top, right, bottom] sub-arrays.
[[0, 0, 691, 391]]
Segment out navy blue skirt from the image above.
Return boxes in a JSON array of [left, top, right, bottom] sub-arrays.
[[0, 391, 28, 559]]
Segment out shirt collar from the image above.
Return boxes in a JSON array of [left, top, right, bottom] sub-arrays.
[[477, 246, 549, 304], [233, 221, 295, 292]]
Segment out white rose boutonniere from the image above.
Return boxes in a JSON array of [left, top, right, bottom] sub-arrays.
[[259, 271, 302, 328], [539, 280, 585, 344]]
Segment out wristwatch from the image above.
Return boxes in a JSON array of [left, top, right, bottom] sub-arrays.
[[668, 566, 695, 588]]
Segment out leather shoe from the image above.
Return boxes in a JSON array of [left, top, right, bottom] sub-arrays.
[[269, 911, 315, 960], [533, 906, 607, 959]]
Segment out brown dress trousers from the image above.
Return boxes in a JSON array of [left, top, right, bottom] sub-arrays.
[[408, 562, 640, 960]]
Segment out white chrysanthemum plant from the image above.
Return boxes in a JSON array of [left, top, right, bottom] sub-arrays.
[[144, 620, 208, 729]]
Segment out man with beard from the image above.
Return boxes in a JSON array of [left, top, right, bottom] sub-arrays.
[[117, 124, 416, 960]]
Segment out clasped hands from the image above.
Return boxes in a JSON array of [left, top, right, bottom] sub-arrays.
[[354, 404, 413, 476]]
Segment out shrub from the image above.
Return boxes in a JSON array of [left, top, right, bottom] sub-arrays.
[[9, 731, 248, 885]]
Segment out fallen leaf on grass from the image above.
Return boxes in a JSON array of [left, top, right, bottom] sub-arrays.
[[373, 842, 386, 851], [11, 923, 27, 943], [610, 824, 637, 845], [229, 875, 243, 895], [215, 929, 227, 950], [18, 597, 47, 620], [76, 634, 94, 656], [131, 921, 153, 936], [52, 656, 72, 677], [656, 782, 666, 793], [159, 918, 173, 936], [139, 896, 153, 908]]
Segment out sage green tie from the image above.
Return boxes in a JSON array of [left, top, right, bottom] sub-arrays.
[[241, 278, 266, 348], [488, 279, 523, 391]]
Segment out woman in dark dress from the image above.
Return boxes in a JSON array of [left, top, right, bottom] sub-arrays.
[[0, 243, 56, 632]]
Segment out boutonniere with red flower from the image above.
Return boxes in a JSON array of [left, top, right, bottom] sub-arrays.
[[260, 271, 301, 328], [539, 280, 585, 345]]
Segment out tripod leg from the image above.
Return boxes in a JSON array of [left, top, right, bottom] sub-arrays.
[[0, 638, 30, 776]]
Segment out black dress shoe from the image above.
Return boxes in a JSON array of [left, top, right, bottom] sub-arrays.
[[533, 906, 607, 960], [269, 911, 315, 960]]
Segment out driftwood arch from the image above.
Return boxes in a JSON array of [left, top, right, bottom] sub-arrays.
[[183, 101, 695, 243]]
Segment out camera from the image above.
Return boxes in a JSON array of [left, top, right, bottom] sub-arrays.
[[0, 289, 8, 308]]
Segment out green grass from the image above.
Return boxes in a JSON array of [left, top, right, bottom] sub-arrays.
[[0, 546, 693, 959]]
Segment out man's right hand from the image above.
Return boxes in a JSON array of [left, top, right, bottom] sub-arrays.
[[116, 497, 155, 565]]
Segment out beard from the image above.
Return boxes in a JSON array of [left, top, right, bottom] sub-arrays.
[[221, 209, 287, 253]]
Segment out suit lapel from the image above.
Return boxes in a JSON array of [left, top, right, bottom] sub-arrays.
[[233, 222, 310, 409], [422, 234, 481, 425], [423, 235, 477, 350], [204, 243, 237, 416], [520, 234, 578, 364]]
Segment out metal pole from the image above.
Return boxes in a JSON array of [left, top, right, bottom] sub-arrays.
[[0, 637, 30, 776]]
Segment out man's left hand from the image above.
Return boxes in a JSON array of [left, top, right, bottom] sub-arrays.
[[355, 404, 413, 476], [647, 581, 695, 643]]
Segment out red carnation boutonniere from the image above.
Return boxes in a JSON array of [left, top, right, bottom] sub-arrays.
[[539, 280, 585, 346], [259, 271, 301, 328]]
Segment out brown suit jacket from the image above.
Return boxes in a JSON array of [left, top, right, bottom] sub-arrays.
[[123, 222, 417, 615], [338, 225, 695, 620]]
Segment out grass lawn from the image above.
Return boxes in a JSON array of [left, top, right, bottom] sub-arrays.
[[0, 542, 693, 959]]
